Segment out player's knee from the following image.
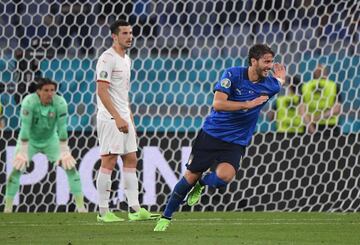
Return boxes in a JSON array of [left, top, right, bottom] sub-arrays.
[[216, 163, 236, 182], [100, 154, 117, 169], [216, 172, 234, 183], [184, 170, 202, 185], [122, 160, 137, 168], [122, 152, 137, 168]]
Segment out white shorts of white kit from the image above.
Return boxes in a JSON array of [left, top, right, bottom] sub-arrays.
[[97, 118, 138, 155]]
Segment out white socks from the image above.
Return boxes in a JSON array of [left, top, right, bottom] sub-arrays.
[[97, 167, 112, 216], [97, 167, 141, 215], [123, 168, 140, 212]]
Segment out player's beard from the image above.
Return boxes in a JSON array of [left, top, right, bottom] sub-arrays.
[[256, 66, 267, 80], [120, 40, 132, 49]]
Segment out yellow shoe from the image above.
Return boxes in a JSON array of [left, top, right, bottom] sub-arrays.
[[154, 218, 171, 231], [97, 212, 125, 222]]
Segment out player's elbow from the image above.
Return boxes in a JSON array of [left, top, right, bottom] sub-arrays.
[[212, 100, 223, 111]]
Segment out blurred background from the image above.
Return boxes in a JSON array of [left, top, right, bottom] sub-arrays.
[[0, 0, 359, 212]]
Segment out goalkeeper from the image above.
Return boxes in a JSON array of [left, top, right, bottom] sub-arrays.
[[4, 78, 86, 213]]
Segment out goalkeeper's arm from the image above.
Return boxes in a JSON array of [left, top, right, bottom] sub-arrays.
[[56, 96, 76, 170], [59, 140, 76, 170], [13, 97, 33, 171]]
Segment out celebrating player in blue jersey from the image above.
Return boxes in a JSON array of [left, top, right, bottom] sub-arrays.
[[154, 44, 286, 231]]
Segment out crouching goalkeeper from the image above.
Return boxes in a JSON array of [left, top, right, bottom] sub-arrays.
[[4, 78, 86, 213]]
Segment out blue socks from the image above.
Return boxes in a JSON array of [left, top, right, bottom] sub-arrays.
[[163, 177, 193, 219], [163, 173, 228, 219], [200, 172, 228, 188]]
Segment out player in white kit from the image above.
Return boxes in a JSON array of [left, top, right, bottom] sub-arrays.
[[95, 19, 159, 222]]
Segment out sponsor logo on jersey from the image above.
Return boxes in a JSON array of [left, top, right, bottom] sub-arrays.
[[220, 78, 231, 88], [100, 71, 108, 79]]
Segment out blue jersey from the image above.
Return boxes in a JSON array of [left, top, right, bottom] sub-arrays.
[[202, 66, 281, 146]]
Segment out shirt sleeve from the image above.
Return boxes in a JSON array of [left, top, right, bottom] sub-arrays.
[[56, 96, 68, 141], [214, 68, 233, 95], [96, 52, 115, 83], [19, 96, 33, 141]]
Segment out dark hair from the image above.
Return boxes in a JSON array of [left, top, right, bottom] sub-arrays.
[[110, 19, 131, 34], [36, 77, 57, 90], [248, 44, 275, 66]]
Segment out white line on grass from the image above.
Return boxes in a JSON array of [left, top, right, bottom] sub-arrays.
[[1, 218, 358, 227], [0, 217, 345, 225], [180, 218, 345, 221], [1, 222, 360, 227]]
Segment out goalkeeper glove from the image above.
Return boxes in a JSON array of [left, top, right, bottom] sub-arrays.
[[13, 141, 29, 171], [59, 141, 76, 170]]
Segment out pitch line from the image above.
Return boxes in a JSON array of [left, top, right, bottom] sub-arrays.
[[1, 218, 358, 227]]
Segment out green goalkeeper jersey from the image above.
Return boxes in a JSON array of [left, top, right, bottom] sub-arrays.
[[19, 93, 68, 148]]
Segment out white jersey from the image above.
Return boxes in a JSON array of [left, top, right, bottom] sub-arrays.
[[96, 47, 132, 122]]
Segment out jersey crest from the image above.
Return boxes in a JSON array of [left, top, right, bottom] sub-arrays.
[[99, 71, 108, 79], [220, 78, 231, 88], [48, 112, 56, 118]]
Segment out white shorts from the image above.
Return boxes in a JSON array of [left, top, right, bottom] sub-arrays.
[[97, 118, 138, 155]]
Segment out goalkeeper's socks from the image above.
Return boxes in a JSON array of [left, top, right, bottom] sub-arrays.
[[163, 177, 193, 218], [74, 195, 86, 212], [5, 170, 21, 197], [4, 197, 14, 213], [200, 172, 228, 188], [66, 169, 83, 195]]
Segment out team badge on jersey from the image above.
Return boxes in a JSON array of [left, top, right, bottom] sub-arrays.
[[48, 112, 55, 118], [100, 71, 108, 79], [220, 78, 231, 88], [22, 110, 29, 116]]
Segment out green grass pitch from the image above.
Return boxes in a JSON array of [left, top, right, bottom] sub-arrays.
[[1, 212, 360, 244]]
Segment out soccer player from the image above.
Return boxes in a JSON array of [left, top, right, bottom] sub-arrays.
[[4, 78, 86, 213], [154, 44, 286, 231], [95, 19, 159, 222]]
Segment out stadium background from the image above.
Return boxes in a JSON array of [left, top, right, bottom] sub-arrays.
[[0, 0, 359, 212]]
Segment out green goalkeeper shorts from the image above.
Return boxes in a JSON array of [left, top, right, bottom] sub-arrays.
[[15, 137, 60, 163]]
